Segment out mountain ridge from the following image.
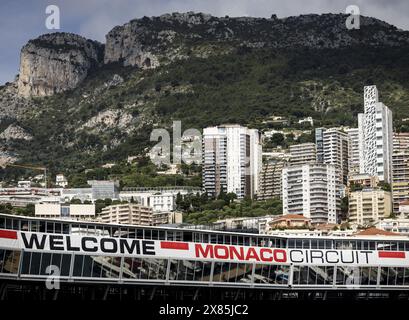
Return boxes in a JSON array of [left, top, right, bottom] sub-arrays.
[[1, 12, 409, 181], [11, 12, 409, 98]]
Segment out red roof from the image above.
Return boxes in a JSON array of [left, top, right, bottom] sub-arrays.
[[356, 227, 400, 236], [400, 200, 409, 206], [274, 214, 310, 221]]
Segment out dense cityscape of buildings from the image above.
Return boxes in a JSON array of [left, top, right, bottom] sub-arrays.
[[1, 85, 409, 235], [200, 85, 409, 231]]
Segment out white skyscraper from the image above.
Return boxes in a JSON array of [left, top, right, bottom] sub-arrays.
[[359, 85, 393, 183], [315, 128, 349, 185], [202, 124, 262, 199], [282, 163, 341, 224]]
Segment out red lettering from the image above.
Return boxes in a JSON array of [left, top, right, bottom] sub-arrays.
[[195, 244, 214, 258], [260, 248, 273, 262], [273, 249, 287, 262], [214, 245, 229, 259], [195, 244, 288, 263], [229, 246, 244, 260], [245, 247, 260, 261]]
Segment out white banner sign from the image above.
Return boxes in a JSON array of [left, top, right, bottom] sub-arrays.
[[0, 229, 408, 266]]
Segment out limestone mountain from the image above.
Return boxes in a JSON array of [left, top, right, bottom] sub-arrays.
[[18, 33, 104, 97], [1, 12, 409, 177]]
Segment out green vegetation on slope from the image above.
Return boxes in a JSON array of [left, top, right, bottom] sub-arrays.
[[2, 45, 409, 182], [179, 193, 283, 225]]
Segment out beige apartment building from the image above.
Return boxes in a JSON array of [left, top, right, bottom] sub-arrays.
[[258, 158, 287, 200], [152, 211, 183, 226], [99, 204, 153, 225], [288, 143, 316, 165], [349, 189, 392, 226], [392, 132, 409, 213], [348, 174, 379, 190]]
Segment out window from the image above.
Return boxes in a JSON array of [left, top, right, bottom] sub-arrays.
[[359, 267, 378, 286], [20, 251, 71, 277], [335, 266, 362, 286], [212, 262, 253, 283], [254, 264, 289, 285], [293, 266, 334, 286], [0, 250, 21, 274], [183, 232, 193, 242], [168, 260, 212, 282], [73, 254, 122, 278], [61, 206, 70, 217], [122, 257, 167, 280]]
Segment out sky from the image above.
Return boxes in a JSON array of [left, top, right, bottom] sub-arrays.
[[0, 0, 409, 85]]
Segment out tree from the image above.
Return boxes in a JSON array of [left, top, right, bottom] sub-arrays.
[[296, 132, 314, 143], [350, 183, 363, 192], [95, 199, 108, 214], [270, 133, 285, 147], [217, 190, 227, 202], [286, 133, 295, 145], [176, 192, 183, 209], [68, 174, 88, 188], [225, 192, 237, 205], [341, 196, 349, 219], [379, 182, 391, 192]]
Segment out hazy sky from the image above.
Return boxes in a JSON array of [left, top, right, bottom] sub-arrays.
[[1, 0, 408, 85]]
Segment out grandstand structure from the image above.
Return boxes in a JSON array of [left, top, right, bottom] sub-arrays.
[[1, 213, 409, 300]]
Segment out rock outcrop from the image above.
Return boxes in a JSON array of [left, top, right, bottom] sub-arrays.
[[103, 12, 409, 68], [0, 124, 33, 141], [0, 150, 17, 168], [104, 23, 161, 68], [17, 33, 103, 97], [14, 13, 409, 97], [0, 81, 34, 120], [79, 109, 134, 133]]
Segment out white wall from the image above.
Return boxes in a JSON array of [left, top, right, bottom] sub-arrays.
[[35, 203, 60, 216], [69, 204, 95, 216]]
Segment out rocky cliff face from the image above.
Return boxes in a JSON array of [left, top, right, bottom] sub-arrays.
[[17, 33, 103, 97], [104, 23, 161, 68], [15, 13, 409, 97], [103, 12, 409, 67]]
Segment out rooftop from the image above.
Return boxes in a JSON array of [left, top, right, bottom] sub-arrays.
[[356, 227, 400, 236], [273, 214, 310, 221]]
